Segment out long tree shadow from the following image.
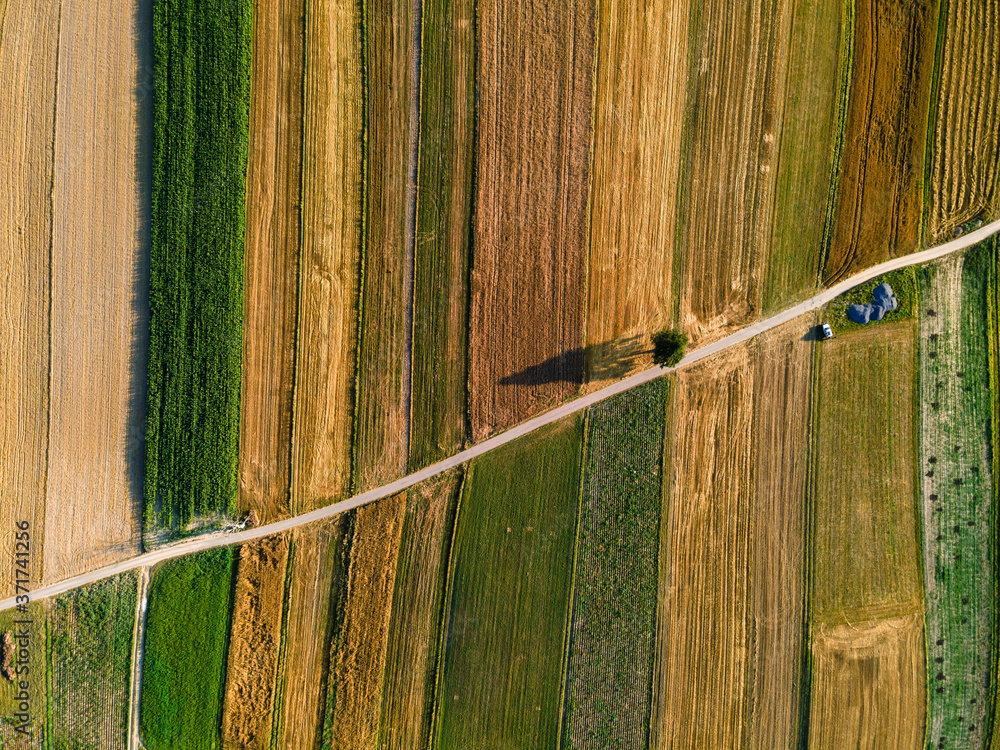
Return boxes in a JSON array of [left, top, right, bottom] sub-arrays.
[[499, 336, 649, 386]]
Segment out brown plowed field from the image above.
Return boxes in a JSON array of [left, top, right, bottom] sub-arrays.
[[812, 322, 921, 624], [353, 0, 414, 491], [674, 0, 792, 345], [584, 0, 688, 381], [290, 0, 364, 512], [380, 473, 461, 749], [0, 0, 60, 596], [927, 0, 1000, 240], [326, 494, 406, 747], [221, 534, 290, 750], [44, 0, 145, 584], [468, 0, 594, 440], [652, 319, 812, 748], [823, 0, 939, 283], [275, 517, 349, 749], [240, 0, 305, 521], [807, 615, 925, 750]]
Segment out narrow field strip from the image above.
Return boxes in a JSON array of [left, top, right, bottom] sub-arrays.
[[468, 0, 594, 440], [353, 0, 416, 491], [561, 380, 668, 749], [918, 249, 994, 748], [145, 0, 252, 532], [6, 219, 1000, 614], [240, 0, 306, 522], [822, 0, 940, 283], [49, 573, 137, 750], [0, 601, 48, 745], [0, 0, 59, 598], [927, 0, 1000, 241], [408, 0, 475, 469], [434, 417, 584, 749], [289, 0, 364, 513]]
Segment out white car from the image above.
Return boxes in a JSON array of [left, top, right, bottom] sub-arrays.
[[821, 323, 834, 340]]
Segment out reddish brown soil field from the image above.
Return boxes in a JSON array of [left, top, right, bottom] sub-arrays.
[[240, 0, 305, 521], [468, 0, 594, 440], [823, 0, 940, 282]]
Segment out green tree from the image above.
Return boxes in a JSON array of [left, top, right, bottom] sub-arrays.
[[651, 328, 688, 367]]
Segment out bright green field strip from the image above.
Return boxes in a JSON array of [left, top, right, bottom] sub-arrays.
[[435, 416, 584, 750], [0, 601, 46, 743], [50, 573, 137, 750], [561, 380, 667, 750], [408, 0, 475, 471], [826, 265, 919, 335], [763, 0, 843, 312], [918, 247, 994, 746], [812, 321, 922, 623], [146, 0, 252, 534], [140, 548, 234, 750]]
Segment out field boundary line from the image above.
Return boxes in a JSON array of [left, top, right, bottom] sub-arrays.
[[6, 218, 1000, 611], [128, 567, 150, 750]]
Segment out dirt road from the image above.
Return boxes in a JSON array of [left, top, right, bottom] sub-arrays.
[[4, 218, 1000, 611]]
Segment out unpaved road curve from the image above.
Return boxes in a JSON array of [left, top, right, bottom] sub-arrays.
[[4, 218, 1000, 612]]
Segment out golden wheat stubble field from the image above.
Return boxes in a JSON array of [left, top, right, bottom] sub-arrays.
[[584, 0, 688, 382], [290, 0, 364, 513], [652, 318, 811, 748], [927, 0, 1000, 240], [673, 0, 793, 345], [44, 0, 147, 585], [823, 0, 939, 283], [808, 322, 925, 748], [468, 0, 594, 441], [240, 0, 305, 522], [221, 534, 290, 750], [0, 0, 60, 596]]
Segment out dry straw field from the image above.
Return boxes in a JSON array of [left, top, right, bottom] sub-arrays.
[[221, 535, 290, 749], [823, 0, 940, 282], [653, 319, 811, 748], [239, 0, 305, 522], [468, 0, 593, 440], [927, 0, 1000, 240], [290, 0, 364, 513], [0, 0, 58, 597]]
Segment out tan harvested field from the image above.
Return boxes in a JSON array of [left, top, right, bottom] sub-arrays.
[[744, 319, 812, 747], [44, 0, 145, 584], [0, 0, 60, 596], [823, 0, 939, 283], [380, 473, 461, 749], [807, 615, 925, 750], [221, 534, 290, 750], [240, 0, 305, 521], [652, 319, 812, 748], [275, 517, 349, 749], [674, 0, 792, 345], [584, 0, 687, 381], [468, 0, 593, 440], [326, 494, 406, 747], [354, 0, 414, 491], [812, 322, 921, 624], [290, 0, 363, 512], [928, 0, 1000, 240]]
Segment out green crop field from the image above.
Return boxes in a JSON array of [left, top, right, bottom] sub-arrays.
[[561, 380, 668, 749], [145, 0, 252, 535], [918, 247, 994, 746], [408, 0, 475, 471], [140, 548, 234, 750], [434, 416, 584, 749], [812, 320, 922, 624], [49, 573, 137, 750], [0, 601, 47, 746], [826, 266, 919, 335]]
